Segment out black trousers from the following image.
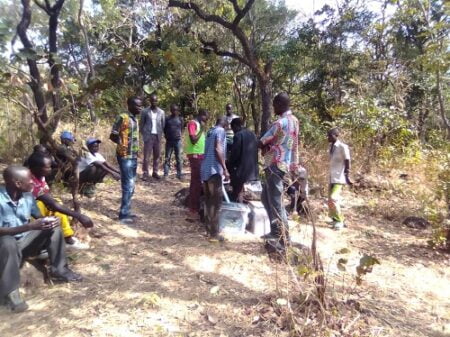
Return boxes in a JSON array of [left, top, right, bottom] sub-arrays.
[[79, 165, 108, 185], [230, 176, 245, 203], [0, 228, 67, 297], [203, 174, 223, 236]]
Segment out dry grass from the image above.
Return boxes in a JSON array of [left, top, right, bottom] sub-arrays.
[[0, 127, 449, 336], [0, 155, 448, 336]]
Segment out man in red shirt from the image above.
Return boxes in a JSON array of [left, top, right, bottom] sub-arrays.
[[27, 153, 93, 249]]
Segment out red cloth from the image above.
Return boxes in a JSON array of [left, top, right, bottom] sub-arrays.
[[187, 120, 199, 137], [188, 156, 203, 212], [31, 174, 50, 198]]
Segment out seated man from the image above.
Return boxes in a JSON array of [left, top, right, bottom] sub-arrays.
[[24, 145, 58, 186], [78, 137, 120, 197], [0, 166, 82, 313], [228, 118, 259, 202], [286, 166, 309, 215], [27, 153, 93, 249], [56, 131, 78, 184]]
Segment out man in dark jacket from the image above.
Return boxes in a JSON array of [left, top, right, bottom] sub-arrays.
[[229, 118, 259, 202], [163, 104, 183, 179]]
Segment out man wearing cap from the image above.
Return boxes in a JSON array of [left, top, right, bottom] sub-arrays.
[[78, 138, 121, 197], [56, 131, 78, 184]]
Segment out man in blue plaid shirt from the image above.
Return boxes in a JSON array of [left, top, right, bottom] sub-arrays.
[[200, 117, 230, 241]]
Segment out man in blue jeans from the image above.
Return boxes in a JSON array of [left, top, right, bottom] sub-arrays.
[[163, 104, 183, 179], [110, 97, 142, 224], [259, 93, 299, 247]]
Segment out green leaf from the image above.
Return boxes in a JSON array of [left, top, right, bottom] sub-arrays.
[[336, 248, 351, 254], [143, 84, 154, 94]]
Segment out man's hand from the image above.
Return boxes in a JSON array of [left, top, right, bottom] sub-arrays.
[[112, 173, 121, 181], [28, 217, 60, 231], [78, 214, 94, 228], [345, 174, 353, 186], [224, 169, 230, 182]]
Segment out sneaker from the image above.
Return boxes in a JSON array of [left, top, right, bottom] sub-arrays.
[[5, 289, 28, 313], [152, 173, 161, 180], [333, 222, 345, 230], [142, 174, 149, 181], [176, 174, 184, 181], [50, 268, 83, 282], [36, 249, 49, 260], [208, 234, 225, 242], [119, 217, 135, 225], [80, 184, 96, 198], [261, 232, 278, 240], [66, 237, 90, 250]]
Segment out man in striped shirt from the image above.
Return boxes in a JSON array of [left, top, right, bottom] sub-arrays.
[[201, 117, 230, 241]]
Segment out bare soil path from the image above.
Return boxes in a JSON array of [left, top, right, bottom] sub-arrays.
[[1, 177, 449, 337]]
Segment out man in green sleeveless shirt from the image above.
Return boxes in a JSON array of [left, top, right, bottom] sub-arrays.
[[185, 109, 209, 219]]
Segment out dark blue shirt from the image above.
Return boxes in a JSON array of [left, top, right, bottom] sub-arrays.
[[0, 186, 41, 239], [164, 115, 183, 142]]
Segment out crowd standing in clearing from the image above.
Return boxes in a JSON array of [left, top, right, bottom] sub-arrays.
[[0, 92, 352, 313]]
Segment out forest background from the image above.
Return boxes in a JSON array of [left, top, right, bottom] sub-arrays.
[[0, 0, 448, 247]]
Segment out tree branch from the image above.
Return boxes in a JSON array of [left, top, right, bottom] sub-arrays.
[[34, 0, 51, 15], [198, 36, 251, 68], [168, 0, 234, 30], [227, 0, 242, 16], [233, 0, 255, 26]]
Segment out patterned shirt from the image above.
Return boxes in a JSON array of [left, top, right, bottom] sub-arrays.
[[260, 110, 299, 173], [0, 186, 41, 239], [111, 112, 139, 159], [200, 126, 227, 182], [31, 174, 50, 198]]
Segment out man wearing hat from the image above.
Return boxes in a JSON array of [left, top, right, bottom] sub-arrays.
[[78, 138, 120, 197], [56, 131, 78, 184]]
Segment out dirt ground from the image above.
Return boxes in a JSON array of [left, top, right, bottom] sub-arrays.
[[0, 172, 449, 337]]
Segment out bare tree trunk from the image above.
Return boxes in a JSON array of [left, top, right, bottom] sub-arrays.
[[233, 77, 247, 122], [78, 0, 95, 83], [47, 1, 66, 132], [436, 70, 450, 139], [249, 76, 260, 135], [17, 0, 49, 128], [258, 75, 272, 136]]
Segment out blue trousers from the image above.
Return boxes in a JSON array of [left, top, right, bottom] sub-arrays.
[[163, 140, 182, 177], [117, 157, 137, 219], [261, 165, 289, 240]]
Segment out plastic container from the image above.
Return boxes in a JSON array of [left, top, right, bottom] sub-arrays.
[[218, 202, 250, 234], [218, 185, 250, 234], [243, 180, 263, 201], [246, 200, 271, 237]]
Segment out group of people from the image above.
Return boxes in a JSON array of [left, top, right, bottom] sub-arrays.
[[0, 91, 351, 313], [0, 123, 133, 312], [109, 91, 351, 242]]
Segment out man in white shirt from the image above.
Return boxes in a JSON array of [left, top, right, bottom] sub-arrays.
[[78, 138, 120, 197], [327, 128, 352, 230], [140, 94, 165, 180]]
